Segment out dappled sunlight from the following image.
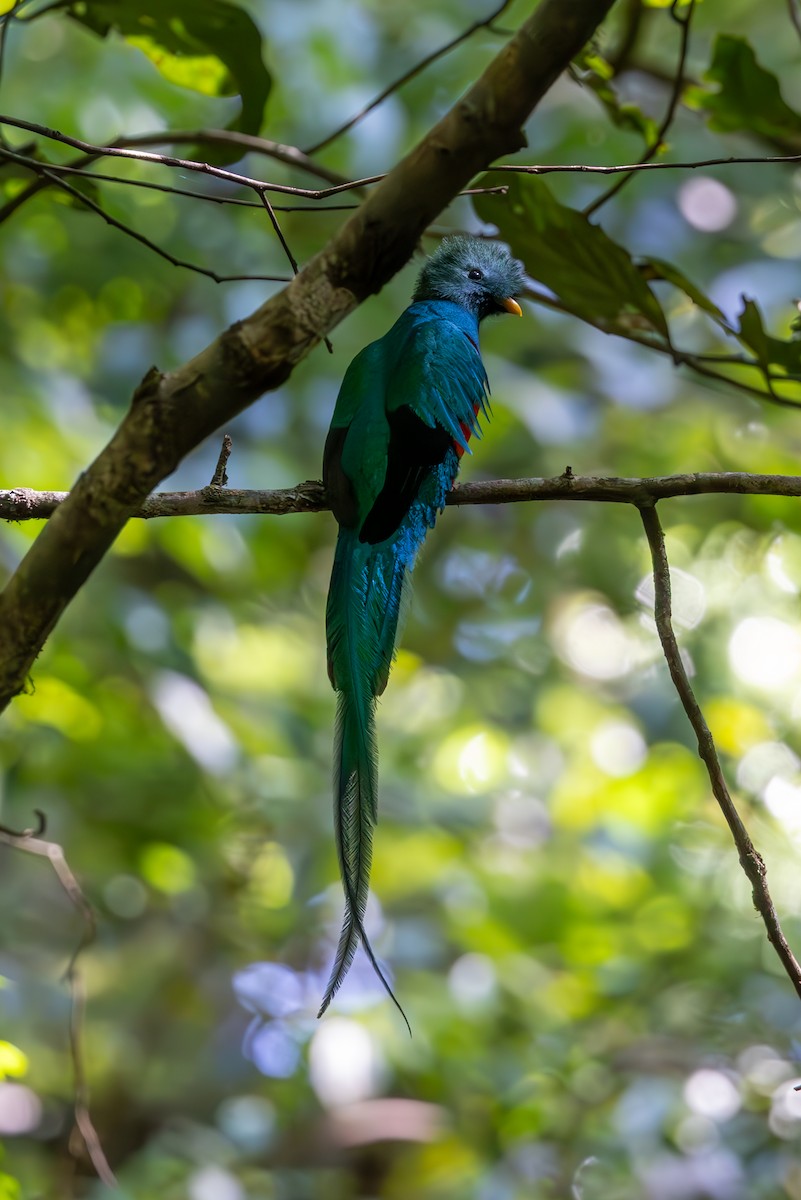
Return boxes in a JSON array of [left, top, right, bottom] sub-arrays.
[[737, 741, 800, 795], [0, 1084, 41, 1136], [243, 842, 294, 909], [380, 661, 464, 733], [551, 594, 640, 681], [684, 1069, 741, 1123], [193, 615, 322, 697], [769, 1081, 801, 1139], [590, 720, 647, 778], [19, 675, 102, 742], [4, 0, 801, 1194], [188, 1165, 244, 1200], [763, 777, 801, 845], [431, 725, 510, 795], [492, 791, 550, 850], [139, 842, 196, 895], [151, 670, 238, 773], [766, 532, 801, 595], [309, 1019, 384, 1108], [729, 617, 801, 689], [550, 742, 707, 834], [448, 953, 497, 1010]]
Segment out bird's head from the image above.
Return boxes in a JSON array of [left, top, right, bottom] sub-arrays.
[[413, 236, 525, 321]]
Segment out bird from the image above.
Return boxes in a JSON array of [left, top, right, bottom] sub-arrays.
[[319, 236, 525, 1026]]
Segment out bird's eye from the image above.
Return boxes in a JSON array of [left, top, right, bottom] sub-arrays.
[[468, 268, 483, 281]]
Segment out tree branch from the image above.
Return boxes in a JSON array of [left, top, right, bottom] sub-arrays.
[[32, 161, 289, 285], [491, 151, 801, 177], [0, 124, 355, 225], [638, 501, 801, 1004], [0, 114, 390, 205], [0, 0, 618, 713], [5, 471, 801, 523]]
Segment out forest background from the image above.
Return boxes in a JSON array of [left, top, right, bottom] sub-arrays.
[[2, 0, 801, 1196]]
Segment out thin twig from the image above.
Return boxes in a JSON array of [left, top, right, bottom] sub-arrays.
[[68, 970, 117, 1189], [0, 827, 118, 1186], [522, 284, 801, 408], [8, 471, 801, 523], [7, 110, 801, 233], [0, 151, 358, 210], [254, 190, 335, 350], [638, 501, 801, 1004], [0, 807, 45, 837], [0, 115, 386, 200], [490, 151, 801, 177], [787, 0, 801, 42], [584, 0, 695, 216], [0, 144, 507, 229], [258, 193, 300, 275], [117, 128, 351, 188], [305, 0, 513, 155], [0, 2, 25, 114], [36, 165, 289, 284]]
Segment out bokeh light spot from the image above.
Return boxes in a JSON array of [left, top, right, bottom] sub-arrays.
[[246, 843, 294, 909], [590, 721, 647, 778], [678, 177, 737, 231], [729, 617, 801, 688], [309, 1019, 382, 1108], [139, 842, 197, 895], [448, 953, 497, 1008], [432, 726, 509, 794], [188, 1165, 243, 1200], [0, 1044, 27, 1080], [553, 599, 634, 680], [684, 1070, 741, 1122], [0, 1083, 41, 1135]]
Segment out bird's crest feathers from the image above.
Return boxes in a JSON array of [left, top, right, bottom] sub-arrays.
[[413, 236, 525, 320]]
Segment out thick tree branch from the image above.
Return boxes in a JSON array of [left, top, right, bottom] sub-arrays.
[[4, 471, 801, 523], [639, 502, 801, 1004], [0, 0, 617, 713]]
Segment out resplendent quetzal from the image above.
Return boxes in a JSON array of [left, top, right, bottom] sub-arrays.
[[320, 236, 525, 1024]]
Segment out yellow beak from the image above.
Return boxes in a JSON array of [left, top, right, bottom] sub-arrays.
[[501, 296, 523, 316]]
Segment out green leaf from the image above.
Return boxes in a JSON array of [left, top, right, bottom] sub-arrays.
[[66, 0, 271, 148], [475, 173, 669, 340], [642, 258, 730, 328], [574, 48, 659, 145], [686, 35, 801, 150], [736, 296, 801, 375]]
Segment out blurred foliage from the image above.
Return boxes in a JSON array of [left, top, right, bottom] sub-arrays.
[[65, 0, 272, 149], [2, 0, 801, 1198], [687, 34, 801, 150]]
